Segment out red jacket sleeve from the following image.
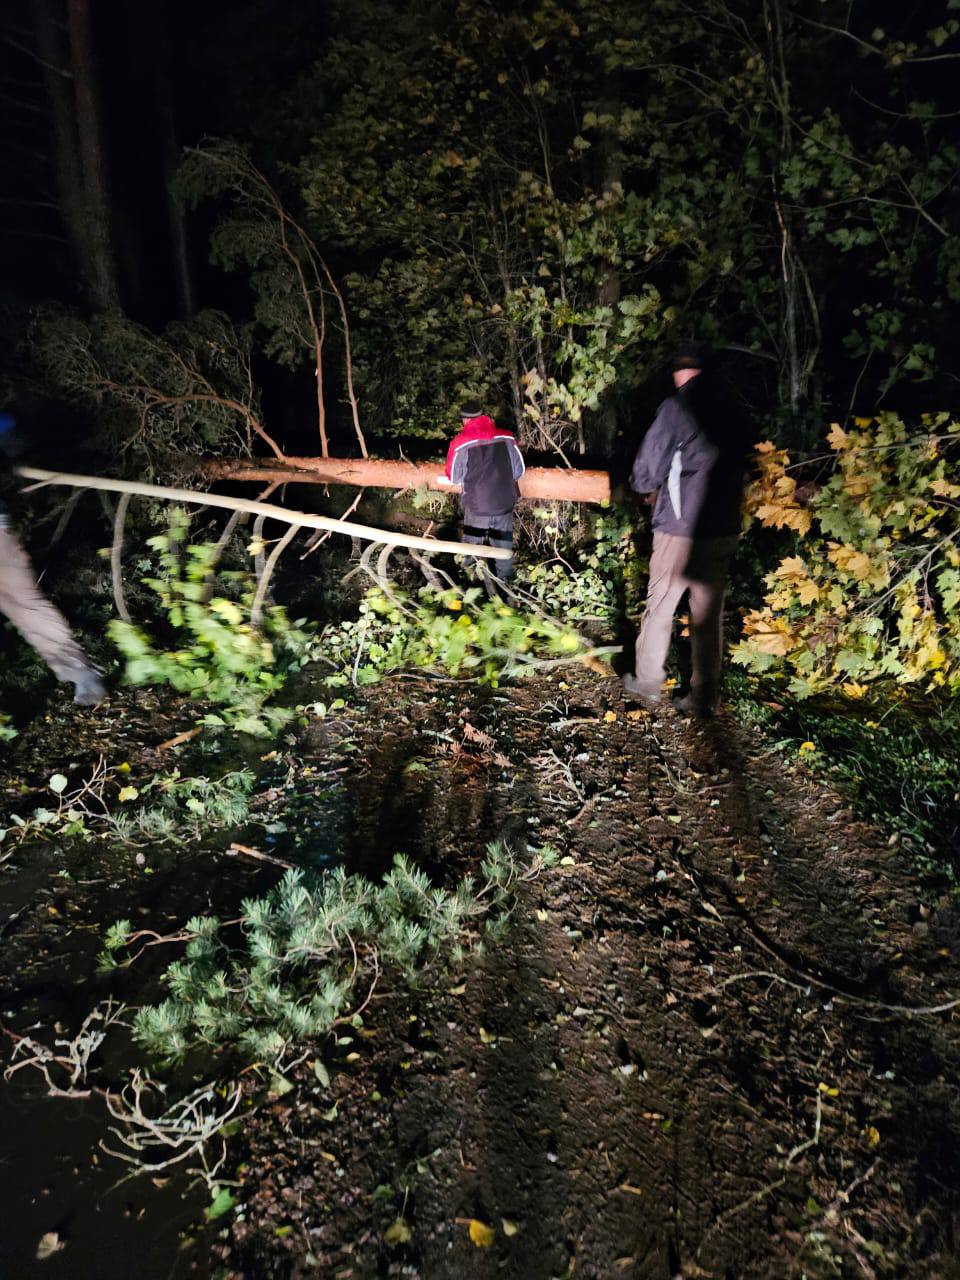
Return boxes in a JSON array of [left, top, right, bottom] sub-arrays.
[[445, 432, 463, 480]]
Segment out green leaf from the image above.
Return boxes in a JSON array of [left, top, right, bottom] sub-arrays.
[[205, 1187, 236, 1221]]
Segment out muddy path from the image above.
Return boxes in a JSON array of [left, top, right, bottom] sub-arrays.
[[1, 669, 959, 1279], [218, 672, 960, 1279]]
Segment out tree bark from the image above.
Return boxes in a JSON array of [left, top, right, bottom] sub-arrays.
[[148, 0, 193, 316], [66, 0, 120, 309], [595, 71, 623, 460], [202, 456, 612, 504], [31, 0, 88, 292]]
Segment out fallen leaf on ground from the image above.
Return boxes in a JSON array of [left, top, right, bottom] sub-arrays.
[[469, 1219, 495, 1247], [36, 1233, 64, 1261], [384, 1217, 412, 1247], [501, 1218, 519, 1236]]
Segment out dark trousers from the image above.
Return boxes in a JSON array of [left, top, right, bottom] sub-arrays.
[[462, 510, 514, 580]]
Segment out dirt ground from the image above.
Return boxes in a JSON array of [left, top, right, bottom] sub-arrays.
[[202, 669, 960, 1280]]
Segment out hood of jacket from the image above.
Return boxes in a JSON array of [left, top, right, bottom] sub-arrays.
[[457, 414, 498, 441]]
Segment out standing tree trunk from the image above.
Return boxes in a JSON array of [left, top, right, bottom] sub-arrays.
[[66, 0, 120, 309], [595, 71, 623, 460], [147, 0, 193, 317], [31, 0, 89, 293]]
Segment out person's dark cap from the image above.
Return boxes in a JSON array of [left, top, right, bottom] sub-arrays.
[[671, 341, 715, 372], [459, 400, 484, 419]]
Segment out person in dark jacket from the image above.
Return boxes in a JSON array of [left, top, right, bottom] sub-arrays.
[[0, 414, 105, 706], [623, 344, 752, 716], [440, 401, 525, 581]]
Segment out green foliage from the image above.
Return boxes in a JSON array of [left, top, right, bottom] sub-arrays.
[[735, 415, 960, 695], [0, 711, 16, 744], [217, 0, 957, 449], [123, 841, 557, 1065], [729, 673, 960, 883], [27, 307, 262, 475], [2, 759, 252, 851], [520, 505, 642, 624], [108, 509, 313, 736], [322, 583, 587, 687], [111, 769, 254, 844]]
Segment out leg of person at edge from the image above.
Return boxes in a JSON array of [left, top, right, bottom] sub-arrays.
[[440, 399, 525, 591], [0, 413, 106, 707], [623, 343, 753, 717]]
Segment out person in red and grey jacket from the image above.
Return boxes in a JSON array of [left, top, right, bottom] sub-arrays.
[[440, 401, 525, 581]]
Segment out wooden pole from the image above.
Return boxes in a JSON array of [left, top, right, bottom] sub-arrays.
[[202, 456, 613, 504], [14, 467, 511, 561]]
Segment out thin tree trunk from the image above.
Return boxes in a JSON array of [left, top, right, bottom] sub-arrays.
[[595, 71, 623, 459], [66, 0, 120, 309], [31, 0, 89, 294], [150, 0, 193, 316]]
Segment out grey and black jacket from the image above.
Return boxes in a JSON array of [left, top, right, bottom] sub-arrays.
[[630, 380, 752, 539]]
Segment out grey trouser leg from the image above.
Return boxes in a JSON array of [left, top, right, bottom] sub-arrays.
[[462, 511, 514, 580], [0, 527, 95, 683], [634, 532, 737, 703]]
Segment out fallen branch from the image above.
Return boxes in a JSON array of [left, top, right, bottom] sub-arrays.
[[202, 455, 613, 503], [15, 467, 510, 561], [226, 842, 294, 870]]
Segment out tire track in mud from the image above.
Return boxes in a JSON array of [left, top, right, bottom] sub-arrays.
[[226, 672, 960, 1280]]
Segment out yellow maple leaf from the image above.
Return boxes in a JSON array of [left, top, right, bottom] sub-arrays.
[[742, 612, 795, 656], [603, 710, 617, 723], [796, 579, 821, 606], [930, 477, 960, 498], [827, 542, 873, 581], [468, 1219, 495, 1248], [774, 556, 809, 581], [826, 423, 848, 450], [842, 682, 868, 699], [755, 440, 777, 454]]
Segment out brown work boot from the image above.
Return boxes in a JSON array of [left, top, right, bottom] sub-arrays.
[[673, 691, 717, 719]]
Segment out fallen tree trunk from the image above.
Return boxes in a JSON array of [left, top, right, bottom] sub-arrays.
[[14, 467, 510, 560], [202, 456, 613, 504]]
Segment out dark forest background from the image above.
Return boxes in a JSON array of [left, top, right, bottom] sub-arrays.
[[1, 0, 958, 470]]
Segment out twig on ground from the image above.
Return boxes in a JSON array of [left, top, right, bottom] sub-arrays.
[[226, 842, 294, 870]]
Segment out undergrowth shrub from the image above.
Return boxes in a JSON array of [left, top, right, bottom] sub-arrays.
[[112, 769, 255, 844], [109, 842, 557, 1065], [734, 414, 960, 696], [322, 584, 592, 687], [109, 509, 313, 736], [729, 672, 960, 881]]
